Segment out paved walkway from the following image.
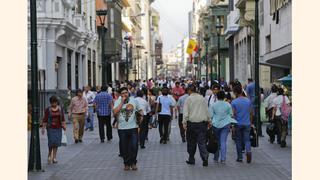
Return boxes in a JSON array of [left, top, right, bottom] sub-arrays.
[[28, 116, 291, 180]]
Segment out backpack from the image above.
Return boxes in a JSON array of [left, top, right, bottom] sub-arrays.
[[280, 96, 291, 122]]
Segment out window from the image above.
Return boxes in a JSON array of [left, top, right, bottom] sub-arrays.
[[90, 16, 92, 30], [75, 53, 79, 89], [87, 48, 92, 86], [259, 1, 264, 26], [77, 0, 81, 14], [266, 35, 271, 53], [93, 50, 96, 87], [67, 50, 72, 89], [229, 0, 234, 11]]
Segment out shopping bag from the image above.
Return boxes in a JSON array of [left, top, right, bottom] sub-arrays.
[[206, 128, 218, 154], [61, 130, 67, 146], [250, 127, 258, 147]]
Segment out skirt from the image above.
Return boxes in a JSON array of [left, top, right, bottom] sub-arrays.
[[47, 128, 62, 148]]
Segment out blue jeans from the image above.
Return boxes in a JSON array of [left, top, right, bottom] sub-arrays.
[[235, 125, 251, 160], [213, 124, 230, 161], [118, 128, 139, 166], [85, 106, 94, 129]]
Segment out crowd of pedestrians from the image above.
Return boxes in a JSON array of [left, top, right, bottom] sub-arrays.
[[39, 77, 291, 170]]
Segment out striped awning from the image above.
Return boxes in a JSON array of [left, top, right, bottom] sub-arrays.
[[270, 0, 290, 15]]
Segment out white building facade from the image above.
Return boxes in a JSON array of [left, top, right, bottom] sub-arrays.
[[28, 0, 99, 91]]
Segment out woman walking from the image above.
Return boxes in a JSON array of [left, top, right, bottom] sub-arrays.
[[155, 87, 174, 144], [209, 91, 237, 164], [41, 96, 66, 164]]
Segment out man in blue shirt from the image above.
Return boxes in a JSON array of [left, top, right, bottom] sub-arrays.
[[93, 86, 113, 143], [245, 78, 263, 137], [232, 85, 253, 163]]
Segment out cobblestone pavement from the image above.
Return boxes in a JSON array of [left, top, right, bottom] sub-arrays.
[[28, 116, 291, 180]]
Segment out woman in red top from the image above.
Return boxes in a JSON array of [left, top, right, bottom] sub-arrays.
[[41, 96, 66, 164]]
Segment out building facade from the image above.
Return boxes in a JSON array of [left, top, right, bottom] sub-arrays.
[[27, 0, 99, 92]]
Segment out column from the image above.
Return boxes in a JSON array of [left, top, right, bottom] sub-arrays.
[[83, 54, 88, 86], [46, 28, 57, 90], [78, 53, 83, 88], [58, 47, 68, 90], [71, 50, 76, 89]]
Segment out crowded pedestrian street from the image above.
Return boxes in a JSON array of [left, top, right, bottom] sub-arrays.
[[26, 0, 293, 179], [28, 118, 291, 180]]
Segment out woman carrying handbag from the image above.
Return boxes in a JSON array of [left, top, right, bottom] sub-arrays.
[[41, 96, 66, 164]]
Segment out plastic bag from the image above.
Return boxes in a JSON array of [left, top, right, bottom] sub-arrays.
[[61, 130, 67, 146]]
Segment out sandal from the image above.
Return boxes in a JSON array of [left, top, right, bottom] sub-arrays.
[[52, 158, 58, 163], [47, 156, 53, 164]]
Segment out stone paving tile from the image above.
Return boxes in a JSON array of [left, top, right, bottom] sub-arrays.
[[29, 118, 291, 180]]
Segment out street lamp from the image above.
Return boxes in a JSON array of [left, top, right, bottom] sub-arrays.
[[28, 0, 42, 171], [96, 9, 108, 86], [254, 0, 260, 146], [216, 19, 223, 82], [203, 34, 210, 84]]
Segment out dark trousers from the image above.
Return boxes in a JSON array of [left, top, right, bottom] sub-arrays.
[[119, 128, 139, 166], [118, 130, 122, 156], [158, 114, 171, 141], [97, 115, 112, 141], [178, 114, 186, 140], [139, 115, 149, 146], [275, 116, 287, 142], [186, 122, 208, 162]]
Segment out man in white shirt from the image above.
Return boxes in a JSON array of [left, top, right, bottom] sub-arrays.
[[177, 91, 189, 142], [83, 86, 96, 131], [264, 85, 278, 122], [205, 84, 220, 108], [135, 90, 151, 149], [271, 88, 290, 147]]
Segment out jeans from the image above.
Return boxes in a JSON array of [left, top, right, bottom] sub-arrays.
[[97, 115, 112, 140], [186, 122, 208, 162], [85, 106, 95, 129], [213, 124, 230, 161], [235, 124, 251, 160], [118, 128, 139, 166], [139, 115, 149, 146], [158, 114, 171, 141]]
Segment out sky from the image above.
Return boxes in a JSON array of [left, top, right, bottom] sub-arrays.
[[152, 0, 193, 53]]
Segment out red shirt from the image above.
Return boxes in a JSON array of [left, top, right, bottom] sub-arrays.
[[42, 107, 65, 129], [172, 86, 185, 101]]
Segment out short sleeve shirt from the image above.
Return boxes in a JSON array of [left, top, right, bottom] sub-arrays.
[[231, 97, 252, 125], [156, 95, 174, 115], [272, 95, 290, 116], [113, 97, 142, 130]]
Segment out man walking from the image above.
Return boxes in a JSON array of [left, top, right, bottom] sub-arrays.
[[68, 89, 88, 143], [113, 87, 143, 171], [177, 89, 189, 143], [232, 85, 253, 163], [245, 78, 263, 137], [183, 84, 211, 166], [83, 86, 96, 131], [93, 86, 113, 143], [135, 90, 151, 148]]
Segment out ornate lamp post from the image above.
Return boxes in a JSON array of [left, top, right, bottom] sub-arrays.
[[216, 19, 223, 82], [96, 9, 108, 86], [203, 34, 210, 83]]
